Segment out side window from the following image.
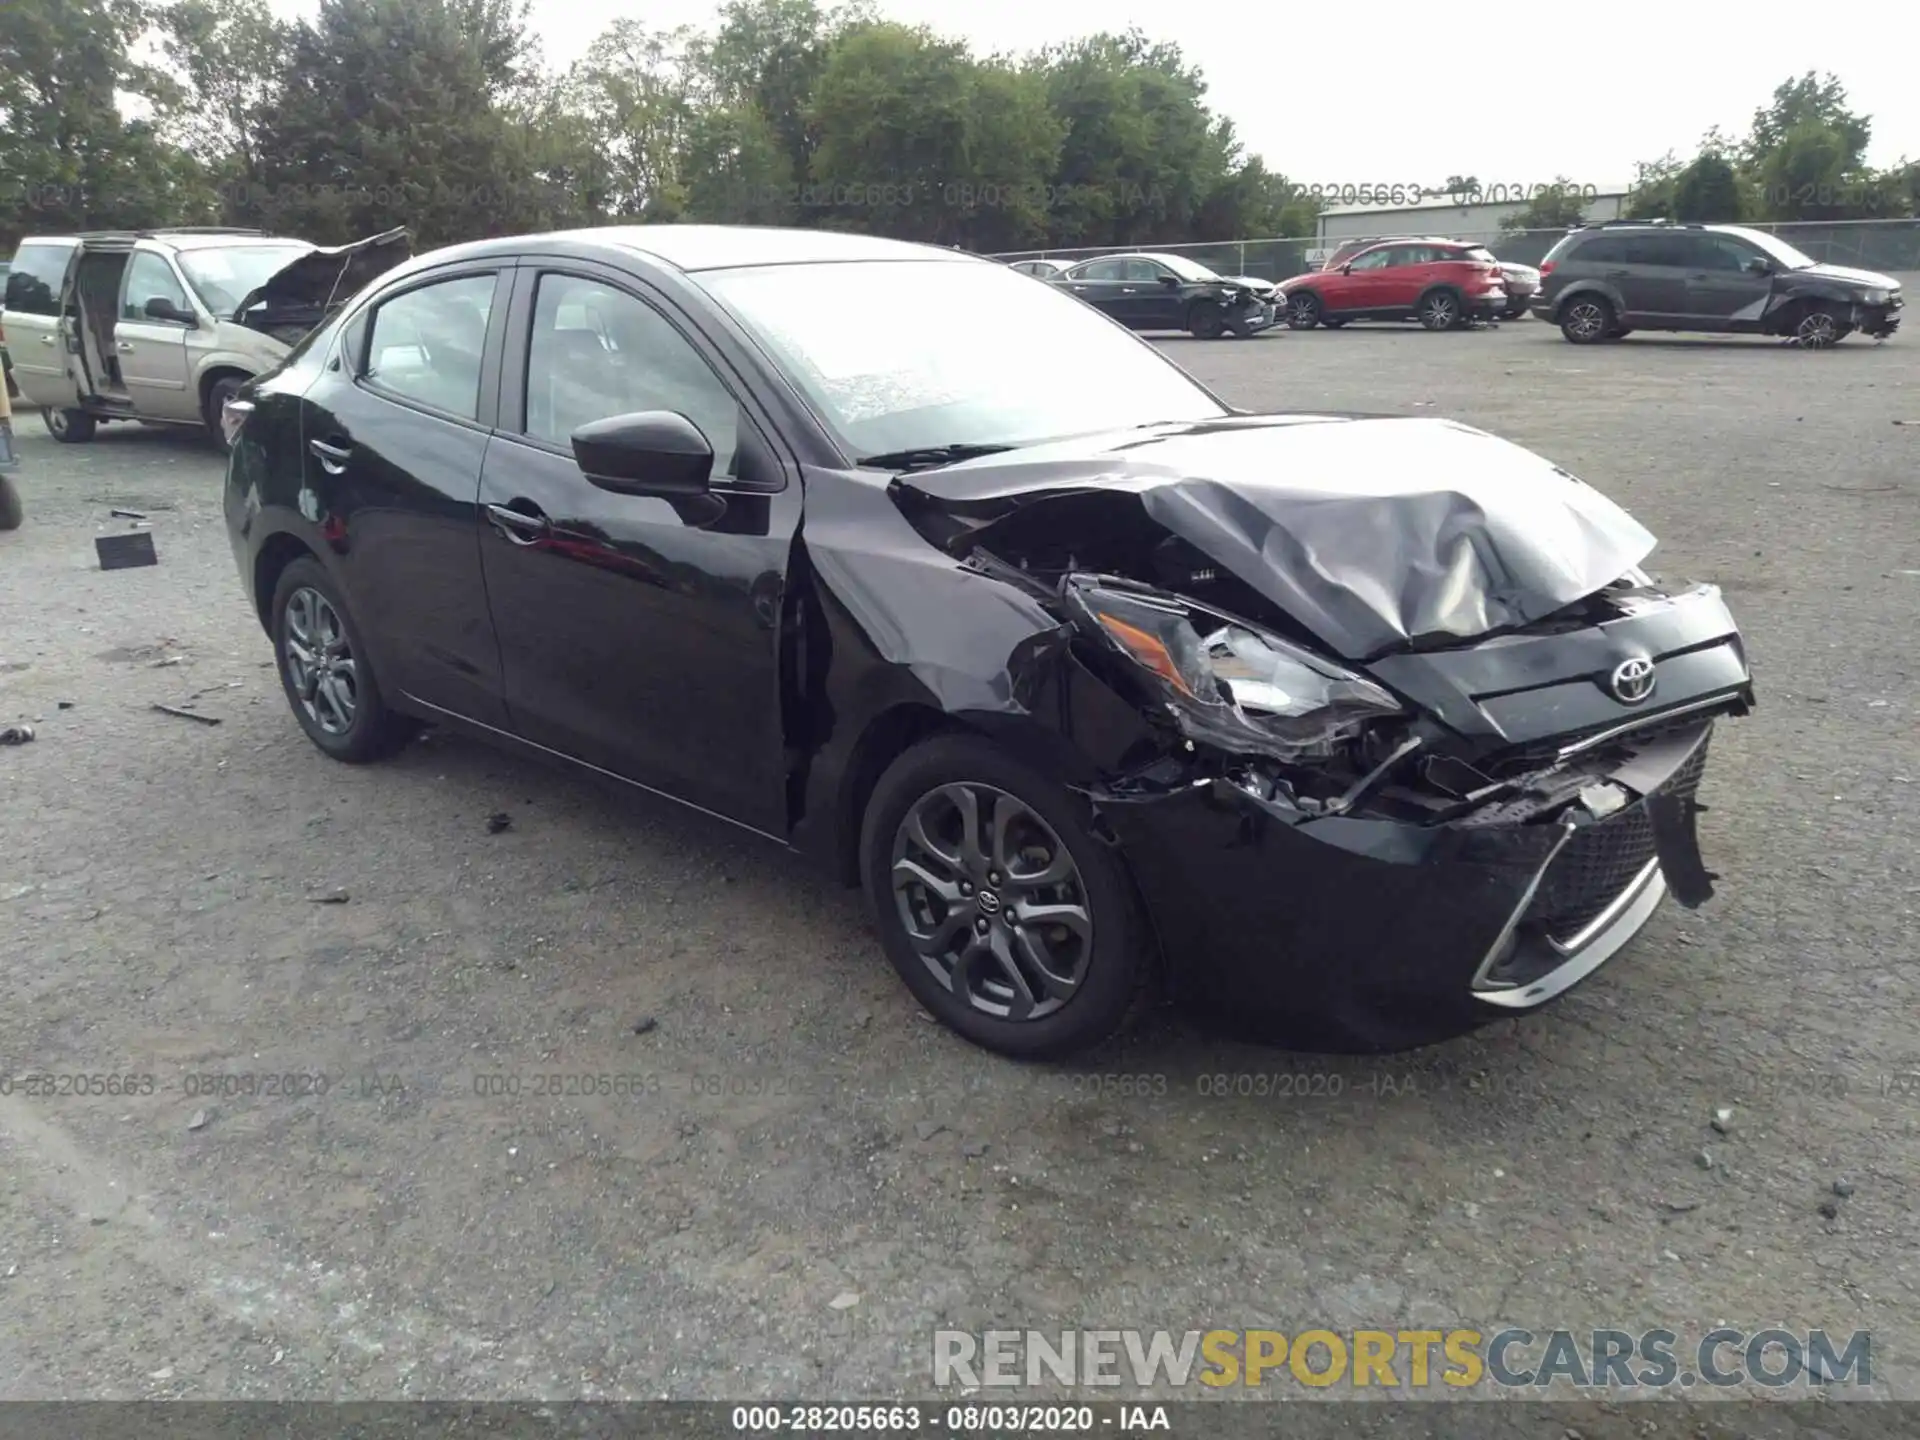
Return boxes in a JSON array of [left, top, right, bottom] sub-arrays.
[[525, 273, 741, 476], [1075, 259, 1124, 281], [4, 242, 74, 316], [1348, 248, 1393, 271], [1624, 235, 1690, 267], [123, 251, 191, 321], [1122, 259, 1167, 282], [1696, 235, 1755, 273], [362, 273, 498, 421]]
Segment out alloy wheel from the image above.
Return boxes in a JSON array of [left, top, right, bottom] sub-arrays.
[[890, 781, 1093, 1022], [282, 586, 358, 735], [1795, 310, 1840, 348], [1288, 294, 1319, 328], [1421, 294, 1457, 329], [1564, 301, 1607, 341]]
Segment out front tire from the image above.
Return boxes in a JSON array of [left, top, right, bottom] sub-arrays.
[[1559, 295, 1615, 344], [44, 407, 96, 443], [1286, 292, 1322, 329], [1188, 305, 1227, 339], [269, 556, 416, 763], [1793, 306, 1850, 348], [205, 375, 247, 451], [860, 734, 1153, 1059]]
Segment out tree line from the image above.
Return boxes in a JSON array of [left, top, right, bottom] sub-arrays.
[[2, 0, 1914, 255]]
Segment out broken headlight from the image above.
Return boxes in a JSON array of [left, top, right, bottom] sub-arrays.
[[1064, 578, 1406, 761]]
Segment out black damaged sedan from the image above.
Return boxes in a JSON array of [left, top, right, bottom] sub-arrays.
[[223, 225, 1754, 1059]]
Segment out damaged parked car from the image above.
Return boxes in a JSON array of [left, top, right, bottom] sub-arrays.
[[224, 225, 1753, 1059], [1055, 253, 1275, 337], [3, 226, 410, 448]]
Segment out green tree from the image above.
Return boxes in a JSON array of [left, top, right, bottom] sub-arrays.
[[1499, 177, 1590, 232], [0, 0, 198, 243], [701, 0, 869, 188], [569, 21, 709, 221], [246, 0, 544, 245], [680, 102, 796, 224], [1623, 151, 1680, 219], [1745, 72, 1870, 172], [156, 0, 294, 216], [1670, 151, 1743, 222]]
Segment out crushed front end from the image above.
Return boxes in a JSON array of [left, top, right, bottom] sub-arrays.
[[888, 418, 1754, 1051]]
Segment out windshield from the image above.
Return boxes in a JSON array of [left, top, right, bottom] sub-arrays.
[[1152, 253, 1223, 282], [176, 244, 313, 316], [697, 258, 1228, 457], [1727, 228, 1816, 270]]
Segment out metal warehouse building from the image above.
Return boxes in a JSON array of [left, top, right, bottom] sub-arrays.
[[1311, 185, 1633, 258]]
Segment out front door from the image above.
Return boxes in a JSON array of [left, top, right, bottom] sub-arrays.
[[293, 263, 513, 728], [476, 264, 801, 835], [1683, 233, 1775, 330], [1123, 259, 1186, 329], [1331, 245, 1399, 316], [116, 249, 197, 420]]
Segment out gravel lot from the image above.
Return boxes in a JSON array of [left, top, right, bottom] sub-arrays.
[[2, 317, 1917, 1414]]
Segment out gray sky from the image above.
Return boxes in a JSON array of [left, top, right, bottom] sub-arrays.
[[269, 0, 1919, 182]]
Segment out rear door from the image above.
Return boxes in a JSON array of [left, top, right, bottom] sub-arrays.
[[3, 241, 79, 407], [476, 262, 801, 833], [1062, 258, 1131, 323], [115, 248, 197, 420], [296, 261, 513, 728], [1617, 233, 1691, 324]]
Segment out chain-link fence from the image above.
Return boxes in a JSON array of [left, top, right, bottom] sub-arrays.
[[990, 219, 1920, 280]]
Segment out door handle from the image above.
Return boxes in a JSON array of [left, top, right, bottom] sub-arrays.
[[1687, 273, 1710, 280], [485, 502, 550, 546], [39, 335, 57, 345], [118, 341, 136, 352], [308, 438, 352, 475]]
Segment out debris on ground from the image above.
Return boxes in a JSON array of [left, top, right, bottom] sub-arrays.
[[0, 724, 34, 746], [96, 532, 159, 570], [149, 656, 185, 668], [1818, 1199, 1840, 1220], [914, 1122, 945, 1141], [109, 508, 148, 520], [962, 1140, 989, 1158], [828, 1291, 860, 1310], [307, 889, 350, 904], [1833, 1178, 1855, 1198], [56, 701, 73, 710], [151, 704, 221, 726], [631, 1015, 657, 1036], [1710, 1106, 1733, 1135], [187, 1109, 209, 1132], [486, 812, 513, 834], [1695, 1149, 1714, 1170]]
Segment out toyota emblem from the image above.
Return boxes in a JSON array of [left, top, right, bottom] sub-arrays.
[[976, 890, 1002, 916], [1608, 657, 1656, 705]]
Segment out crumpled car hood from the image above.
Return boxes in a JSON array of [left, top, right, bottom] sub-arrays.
[[1791, 262, 1899, 290], [234, 227, 412, 319], [893, 415, 1657, 661]]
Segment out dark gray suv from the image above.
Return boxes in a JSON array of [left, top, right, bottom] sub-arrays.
[[1533, 222, 1903, 348]]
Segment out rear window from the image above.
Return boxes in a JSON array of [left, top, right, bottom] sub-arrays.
[[1461, 247, 1496, 263], [1542, 232, 1594, 265], [4, 241, 74, 316]]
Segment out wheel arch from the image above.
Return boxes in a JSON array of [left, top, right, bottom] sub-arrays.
[[252, 529, 321, 634], [198, 364, 255, 427]]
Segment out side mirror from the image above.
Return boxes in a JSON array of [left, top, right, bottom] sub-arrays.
[[1744, 257, 1771, 275], [144, 296, 197, 327], [1340, 263, 1354, 274], [1158, 273, 1180, 287], [571, 410, 714, 497]]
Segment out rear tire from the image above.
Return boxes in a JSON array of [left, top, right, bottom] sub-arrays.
[[269, 556, 417, 763], [860, 733, 1154, 1059], [1286, 292, 1322, 330], [1559, 295, 1615, 344], [1417, 288, 1462, 331], [44, 407, 97, 443]]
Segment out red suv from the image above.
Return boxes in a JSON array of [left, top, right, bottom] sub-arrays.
[[1281, 240, 1507, 330]]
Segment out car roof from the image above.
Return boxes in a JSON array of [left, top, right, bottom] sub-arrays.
[[415, 224, 978, 275]]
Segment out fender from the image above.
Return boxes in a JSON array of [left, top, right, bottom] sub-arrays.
[[1551, 278, 1628, 318]]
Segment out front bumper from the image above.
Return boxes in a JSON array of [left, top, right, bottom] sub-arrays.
[[1093, 719, 1717, 1052], [1857, 296, 1901, 337]]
